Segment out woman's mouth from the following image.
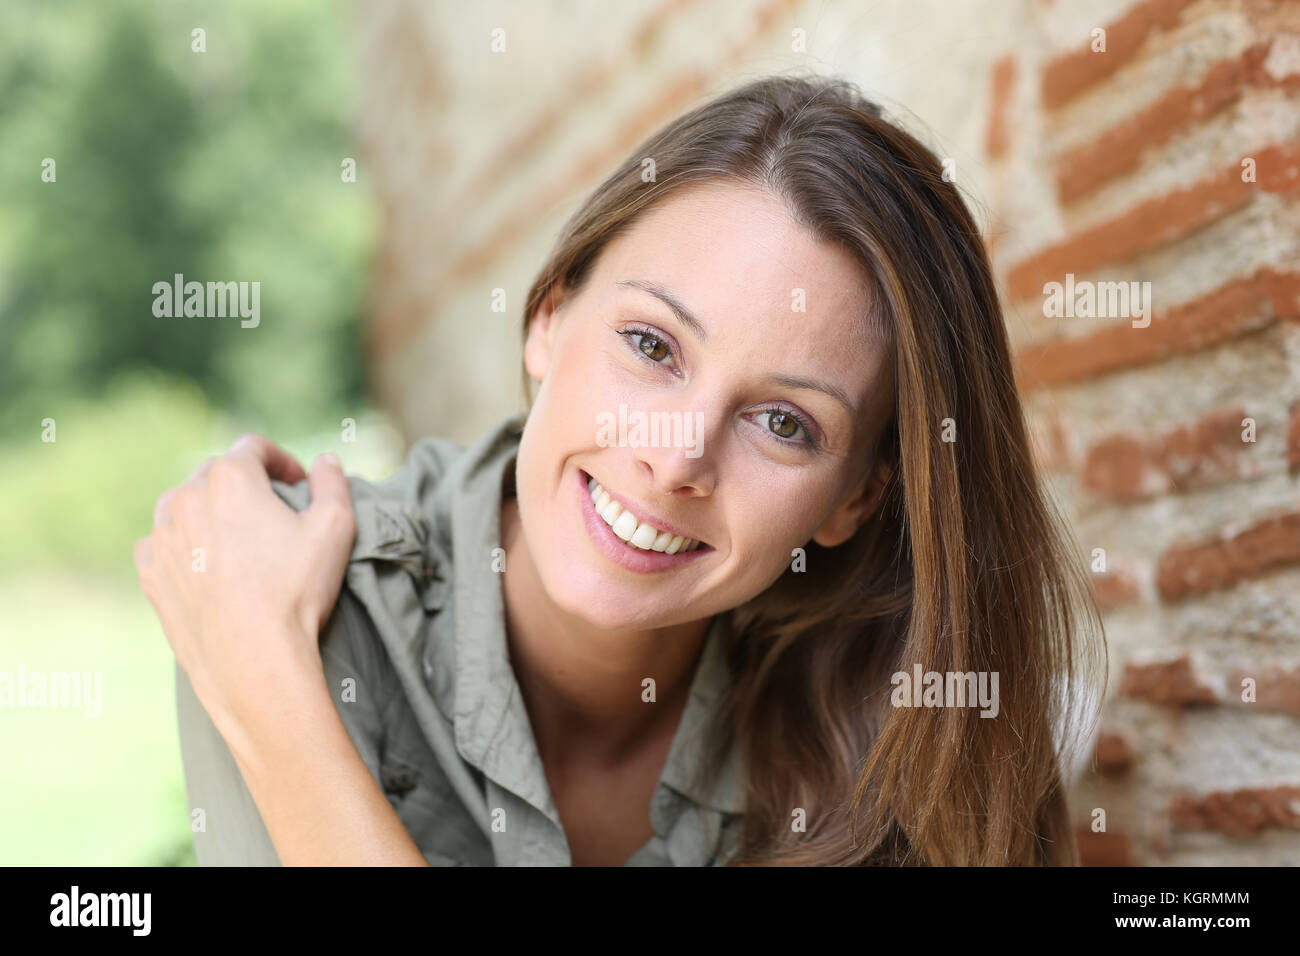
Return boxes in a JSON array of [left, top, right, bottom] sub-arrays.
[[588, 475, 702, 552], [576, 468, 712, 573]]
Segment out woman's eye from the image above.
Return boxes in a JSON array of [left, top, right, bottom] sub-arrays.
[[621, 327, 675, 367], [754, 409, 813, 446]]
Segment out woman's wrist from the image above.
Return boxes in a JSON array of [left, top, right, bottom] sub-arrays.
[[223, 666, 429, 866], [206, 627, 333, 776]]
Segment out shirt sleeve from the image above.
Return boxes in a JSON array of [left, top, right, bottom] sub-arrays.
[[174, 588, 392, 866]]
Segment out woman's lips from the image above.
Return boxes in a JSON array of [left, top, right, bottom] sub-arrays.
[[588, 477, 702, 552], [576, 469, 712, 574]]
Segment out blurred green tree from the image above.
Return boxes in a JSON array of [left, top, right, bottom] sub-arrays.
[[0, 0, 374, 437]]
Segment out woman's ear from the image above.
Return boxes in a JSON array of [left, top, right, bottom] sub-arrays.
[[811, 455, 893, 548], [523, 282, 569, 384]]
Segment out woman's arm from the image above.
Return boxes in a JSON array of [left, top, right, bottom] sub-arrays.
[[216, 640, 427, 866], [135, 434, 427, 866]]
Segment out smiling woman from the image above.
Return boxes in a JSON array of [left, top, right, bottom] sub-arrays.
[[138, 72, 1108, 867]]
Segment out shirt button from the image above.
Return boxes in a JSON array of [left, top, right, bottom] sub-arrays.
[[423, 659, 434, 679], [381, 766, 417, 796]]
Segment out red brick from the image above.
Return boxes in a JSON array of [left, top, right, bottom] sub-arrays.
[[1016, 269, 1294, 392], [1082, 433, 1148, 499], [1096, 732, 1137, 773], [1056, 44, 1270, 203], [1041, 0, 1192, 109], [1255, 141, 1300, 193], [1009, 168, 1241, 302], [1289, 403, 1300, 471], [1227, 665, 1300, 717], [1092, 567, 1141, 611], [1156, 509, 1300, 600], [1076, 827, 1136, 865], [1081, 406, 1252, 501], [1169, 785, 1300, 835], [1273, 270, 1300, 316], [1007, 144, 1300, 302], [986, 55, 1017, 159], [1156, 406, 1254, 488], [1120, 656, 1217, 705]]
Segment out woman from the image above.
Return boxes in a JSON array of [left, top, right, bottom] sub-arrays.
[[135, 73, 1108, 866]]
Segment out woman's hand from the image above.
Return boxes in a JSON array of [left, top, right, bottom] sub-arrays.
[[140, 435, 428, 866], [134, 434, 356, 759]]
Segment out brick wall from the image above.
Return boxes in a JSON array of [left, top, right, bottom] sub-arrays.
[[352, 0, 1300, 865], [993, 0, 1300, 865]]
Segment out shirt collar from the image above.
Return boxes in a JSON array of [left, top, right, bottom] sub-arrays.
[[422, 412, 746, 820]]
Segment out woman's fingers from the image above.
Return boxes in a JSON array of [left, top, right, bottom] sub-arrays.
[[187, 456, 218, 484], [307, 454, 355, 540], [136, 437, 353, 726], [229, 433, 308, 485], [153, 486, 177, 526], [157, 436, 314, 531], [133, 535, 153, 571]]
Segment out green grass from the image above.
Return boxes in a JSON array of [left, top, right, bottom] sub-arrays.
[[0, 573, 193, 865]]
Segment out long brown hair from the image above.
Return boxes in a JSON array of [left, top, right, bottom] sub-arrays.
[[519, 72, 1107, 865]]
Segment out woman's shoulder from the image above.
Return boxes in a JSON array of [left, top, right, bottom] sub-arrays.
[[269, 432, 468, 517], [269, 413, 523, 561]]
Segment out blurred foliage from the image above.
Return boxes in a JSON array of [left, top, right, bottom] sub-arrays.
[[0, 370, 221, 578], [0, 368, 405, 582], [0, 0, 375, 437]]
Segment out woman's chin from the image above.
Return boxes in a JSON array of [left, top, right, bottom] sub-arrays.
[[541, 565, 687, 632], [552, 591, 656, 632]]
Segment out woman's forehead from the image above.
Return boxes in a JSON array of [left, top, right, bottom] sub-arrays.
[[595, 186, 878, 331]]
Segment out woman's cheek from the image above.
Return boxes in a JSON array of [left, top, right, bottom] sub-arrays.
[[554, 343, 621, 422], [712, 531, 799, 610], [738, 483, 828, 564]]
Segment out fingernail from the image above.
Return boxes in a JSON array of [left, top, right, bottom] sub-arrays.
[[319, 453, 341, 468]]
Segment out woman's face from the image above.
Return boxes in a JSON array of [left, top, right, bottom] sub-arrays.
[[516, 179, 895, 630]]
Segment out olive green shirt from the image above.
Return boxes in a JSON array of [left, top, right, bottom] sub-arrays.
[[174, 412, 746, 866]]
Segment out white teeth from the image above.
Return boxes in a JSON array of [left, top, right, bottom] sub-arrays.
[[611, 509, 638, 542], [585, 476, 700, 554], [630, 523, 659, 549]]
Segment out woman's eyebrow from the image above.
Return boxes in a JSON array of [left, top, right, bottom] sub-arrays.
[[616, 278, 709, 343], [616, 278, 858, 419], [765, 373, 857, 418]]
